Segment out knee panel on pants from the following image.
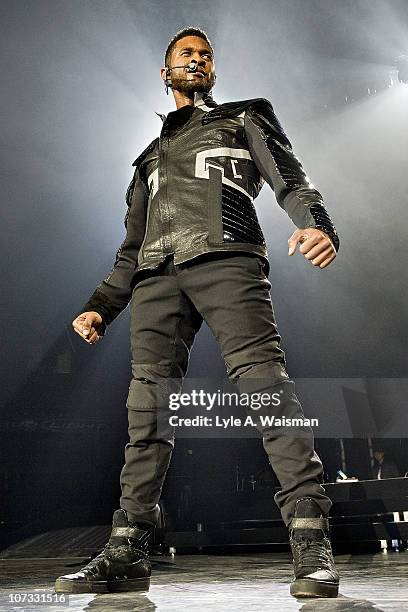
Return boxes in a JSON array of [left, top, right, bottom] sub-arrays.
[[234, 359, 289, 387], [235, 360, 309, 426], [127, 364, 182, 412]]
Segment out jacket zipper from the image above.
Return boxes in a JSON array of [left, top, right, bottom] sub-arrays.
[[158, 126, 173, 253]]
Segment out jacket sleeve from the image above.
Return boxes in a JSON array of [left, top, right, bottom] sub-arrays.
[[79, 164, 148, 326], [244, 98, 339, 251]]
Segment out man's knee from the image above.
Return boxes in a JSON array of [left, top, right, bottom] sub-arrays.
[[232, 360, 308, 425], [231, 359, 289, 387], [127, 363, 183, 411]]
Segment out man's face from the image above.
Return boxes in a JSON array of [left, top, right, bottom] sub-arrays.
[[162, 35, 216, 95], [374, 451, 384, 462]]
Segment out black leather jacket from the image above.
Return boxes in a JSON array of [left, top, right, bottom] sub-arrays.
[[81, 91, 339, 326]]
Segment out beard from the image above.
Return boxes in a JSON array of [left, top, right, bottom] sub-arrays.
[[170, 70, 216, 95]]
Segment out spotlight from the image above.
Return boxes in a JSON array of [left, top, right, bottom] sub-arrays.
[[396, 55, 408, 84]]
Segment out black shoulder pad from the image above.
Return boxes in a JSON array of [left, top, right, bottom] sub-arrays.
[[132, 137, 159, 168], [201, 97, 268, 124], [245, 98, 291, 148]]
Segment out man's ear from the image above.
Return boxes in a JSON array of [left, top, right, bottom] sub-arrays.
[[161, 66, 172, 94], [161, 66, 172, 84]]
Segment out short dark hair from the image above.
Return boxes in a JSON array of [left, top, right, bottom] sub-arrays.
[[164, 27, 214, 67]]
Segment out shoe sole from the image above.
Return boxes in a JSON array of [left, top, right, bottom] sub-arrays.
[[108, 577, 150, 593], [54, 576, 150, 594], [290, 578, 338, 598]]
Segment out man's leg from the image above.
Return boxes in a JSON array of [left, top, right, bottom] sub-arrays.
[[120, 258, 203, 527], [176, 252, 338, 597], [55, 257, 203, 594], [177, 253, 330, 523]]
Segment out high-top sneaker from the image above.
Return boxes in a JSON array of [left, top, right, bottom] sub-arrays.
[[289, 498, 339, 598], [54, 509, 152, 594]]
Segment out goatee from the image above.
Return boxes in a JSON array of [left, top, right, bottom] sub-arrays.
[[170, 73, 216, 96]]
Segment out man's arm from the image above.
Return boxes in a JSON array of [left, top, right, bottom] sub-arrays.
[[79, 164, 148, 327], [244, 98, 339, 253]]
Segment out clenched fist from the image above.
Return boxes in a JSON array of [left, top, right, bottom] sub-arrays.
[[72, 311, 105, 345]]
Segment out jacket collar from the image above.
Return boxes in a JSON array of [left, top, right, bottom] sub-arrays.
[[155, 91, 218, 122]]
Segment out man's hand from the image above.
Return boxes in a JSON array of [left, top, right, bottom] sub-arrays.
[[72, 311, 105, 345], [288, 228, 337, 269]]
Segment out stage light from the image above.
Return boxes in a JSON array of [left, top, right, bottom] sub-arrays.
[[395, 55, 408, 83]]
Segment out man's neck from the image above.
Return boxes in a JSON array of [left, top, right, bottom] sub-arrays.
[[173, 90, 194, 109], [172, 89, 214, 110]]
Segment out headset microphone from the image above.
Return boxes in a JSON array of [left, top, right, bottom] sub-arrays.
[[185, 61, 199, 72], [164, 61, 205, 94]]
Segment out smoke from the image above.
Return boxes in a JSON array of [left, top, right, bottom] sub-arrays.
[[1, 0, 407, 407]]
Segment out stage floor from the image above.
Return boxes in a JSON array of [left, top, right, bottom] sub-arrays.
[[0, 551, 407, 610]]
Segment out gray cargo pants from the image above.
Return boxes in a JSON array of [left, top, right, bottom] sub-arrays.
[[119, 252, 332, 527]]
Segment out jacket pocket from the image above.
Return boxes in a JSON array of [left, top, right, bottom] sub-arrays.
[[207, 164, 224, 245]]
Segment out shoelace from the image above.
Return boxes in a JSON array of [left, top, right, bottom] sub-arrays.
[[82, 547, 110, 576], [292, 538, 333, 571]]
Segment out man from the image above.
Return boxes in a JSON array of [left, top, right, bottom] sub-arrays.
[[372, 447, 400, 480], [55, 27, 340, 598]]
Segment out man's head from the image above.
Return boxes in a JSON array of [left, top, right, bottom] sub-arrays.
[[160, 27, 216, 96], [374, 449, 385, 463]]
